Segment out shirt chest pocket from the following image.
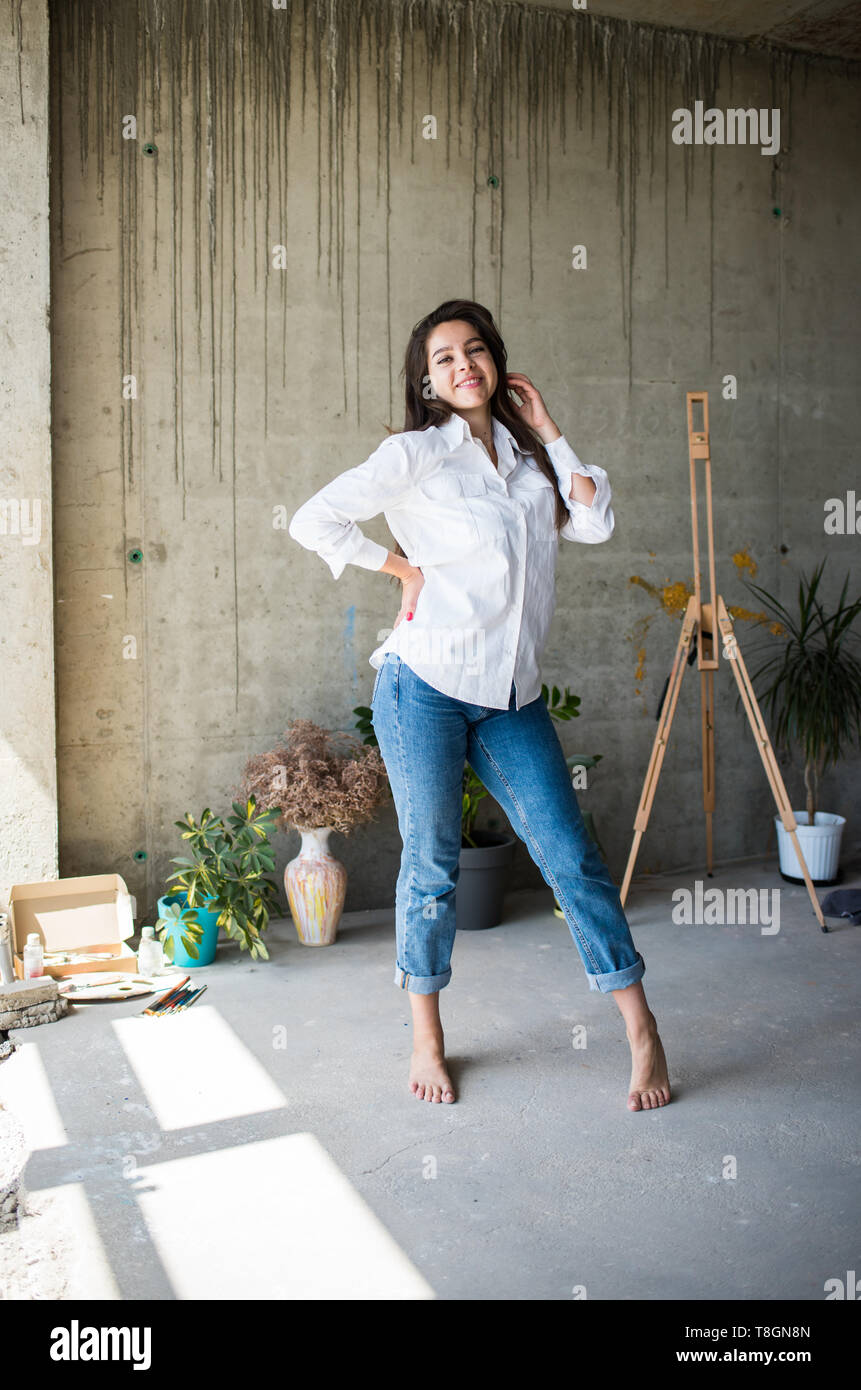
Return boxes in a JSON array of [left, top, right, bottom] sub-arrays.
[[513, 465, 558, 539], [412, 470, 503, 564]]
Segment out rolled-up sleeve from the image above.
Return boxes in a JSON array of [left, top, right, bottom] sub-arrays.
[[543, 434, 614, 544], [288, 435, 416, 580]]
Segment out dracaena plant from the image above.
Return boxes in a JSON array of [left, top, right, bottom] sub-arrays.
[[742, 559, 861, 821], [163, 797, 283, 961]]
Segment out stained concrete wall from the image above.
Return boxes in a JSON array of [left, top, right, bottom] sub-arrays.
[[8, 0, 861, 922], [0, 0, 57, 904]]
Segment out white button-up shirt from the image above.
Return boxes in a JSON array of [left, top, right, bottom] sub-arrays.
[[288, 412, 614, 709]]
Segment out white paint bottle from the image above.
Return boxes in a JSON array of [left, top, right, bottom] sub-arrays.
[[23, 933, 44, 980]]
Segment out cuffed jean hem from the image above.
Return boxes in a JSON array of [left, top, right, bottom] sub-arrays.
[[394, 965, 452, 994], [586, 951, 646, 994]]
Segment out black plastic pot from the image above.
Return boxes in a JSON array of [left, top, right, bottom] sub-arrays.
[[455, 829, 517, 930]]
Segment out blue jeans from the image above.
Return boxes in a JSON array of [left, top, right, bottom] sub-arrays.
[[370, 653, 646, 996]]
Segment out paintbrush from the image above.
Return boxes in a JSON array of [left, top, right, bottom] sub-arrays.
[[142, 975, 190, 1016], [158, 986, 194, 1016], [150, 974, 189, 1002], [57, 974, 125, 991], [146, 981, 190, 1015], [175, 984, 207, 1012]]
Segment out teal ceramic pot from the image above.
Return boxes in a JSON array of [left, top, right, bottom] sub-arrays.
[[157, 891, 221, 967]]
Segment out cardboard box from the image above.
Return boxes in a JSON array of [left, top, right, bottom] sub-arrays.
[[9, 874, 138, 979]]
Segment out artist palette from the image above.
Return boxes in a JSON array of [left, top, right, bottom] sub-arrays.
[[57, 972, 166, 1002]]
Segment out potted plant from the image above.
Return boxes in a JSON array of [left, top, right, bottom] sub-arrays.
[[154, 898, 206, 967], [241, 720, 389, 946], [353, 681, 599, 930], [158, 798, 283, 965], [742, 559, 861, 885]]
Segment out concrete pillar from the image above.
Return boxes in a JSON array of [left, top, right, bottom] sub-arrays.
[[0, 0, 57, 903]]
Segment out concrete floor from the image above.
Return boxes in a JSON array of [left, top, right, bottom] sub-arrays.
[[1, 853, 859, 1300]]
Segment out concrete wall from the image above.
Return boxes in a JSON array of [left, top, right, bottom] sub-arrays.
[[0, 0, 57, 905], [28, 1, 861, 920]]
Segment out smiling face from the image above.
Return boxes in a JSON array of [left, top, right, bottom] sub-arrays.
[[425, 320, 499, 416]]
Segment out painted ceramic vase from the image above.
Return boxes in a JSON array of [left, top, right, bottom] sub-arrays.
[[284, 827, 346, 946]]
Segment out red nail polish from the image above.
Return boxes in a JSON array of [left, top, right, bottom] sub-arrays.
[[406, 612, 413, 620]]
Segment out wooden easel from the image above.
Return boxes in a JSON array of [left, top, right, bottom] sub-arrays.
[[619, 391, 826, 930]]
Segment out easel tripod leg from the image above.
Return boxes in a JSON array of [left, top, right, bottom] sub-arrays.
[[620, 597, 698, 907], [716, 597, 825, 930]]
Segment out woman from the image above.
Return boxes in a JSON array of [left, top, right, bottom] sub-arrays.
[[289, 298, 670, 1113]]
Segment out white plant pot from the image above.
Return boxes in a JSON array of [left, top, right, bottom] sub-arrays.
[[774, 812, 846, 884]]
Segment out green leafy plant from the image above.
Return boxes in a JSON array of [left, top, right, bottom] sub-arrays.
[[542, 683, 581, 721], [354, 701, 376, 747], [355, 680, 599, 847], [461, 767, 490, 848], [155, 899, 204, 963], [163, 797, 283, 961], [742, 559, 861, 821]]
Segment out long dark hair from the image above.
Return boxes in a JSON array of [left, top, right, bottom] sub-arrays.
[[382, 298, 569, 585]]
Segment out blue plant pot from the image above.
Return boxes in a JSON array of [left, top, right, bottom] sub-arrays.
[[157, 891, 221, 968]]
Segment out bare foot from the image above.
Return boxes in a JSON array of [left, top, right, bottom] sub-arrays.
[[626, 1012, 671, 1112], [410, 1035, 456, 1103]]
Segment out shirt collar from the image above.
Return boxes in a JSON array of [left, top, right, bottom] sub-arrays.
[[436, 411, 522, 478]]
